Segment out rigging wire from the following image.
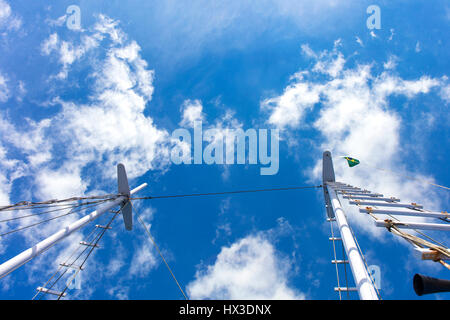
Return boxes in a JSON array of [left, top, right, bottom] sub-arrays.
[[130, 185, 322, 201], [0, 194, 121, 212], [39, 227, 103, 300], [0, 199, 113, 223], [329, 219, 342, 300], [352, 198, 450, 271], [56, 210, 120, 300], [340, 240, 350, 300], [0, 200, 110, 237], [32, 225, 100, 300], [132, 202, 188, 300]]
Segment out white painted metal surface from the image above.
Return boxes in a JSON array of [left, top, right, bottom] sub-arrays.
[[349, 200, 423, 209], [359, 208, 450, 219], [343, 195, 400, 202], [326, 184, 379, 300], [374, 219, 450, 231]]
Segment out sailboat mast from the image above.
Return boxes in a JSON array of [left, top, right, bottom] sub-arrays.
[[322, 151, 378, 300]]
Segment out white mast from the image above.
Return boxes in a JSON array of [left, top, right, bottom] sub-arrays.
[[322, 151, 379, 300], [0, 164, 147, 280]]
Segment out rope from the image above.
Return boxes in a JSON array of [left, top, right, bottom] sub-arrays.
[[353, 197, 450, 271], [329, 219, 342, 300], [130, 185, 322, 201], [0, 194, 120, 212], [340, 240, 350, 299], [133, 202, 188, 300]]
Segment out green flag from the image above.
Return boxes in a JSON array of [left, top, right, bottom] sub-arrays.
[[344, 156, 360, 167]]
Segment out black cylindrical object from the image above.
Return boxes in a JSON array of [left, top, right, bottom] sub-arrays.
[[413, 274, 450, 296]]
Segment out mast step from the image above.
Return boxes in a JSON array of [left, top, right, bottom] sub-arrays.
[[375, 219, 450, 231], [59, 263, 84, 270], [414, 248, 450, 261], [349, 200, 423, 209], [36, 287, 67, 297], [339, 191, 383, 197], [360, 208, 449, 219], [332, 260, 349, 264], [79, 241, 100, 248], [334, 287, 357, 292], [343, 196, 400, 202]]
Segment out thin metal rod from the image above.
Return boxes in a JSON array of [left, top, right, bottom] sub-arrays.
[[338, 191, 383, 197], [360, 208, 449, 219], [0, 183, 147, 280], [343, 196, 399, 202], [130, 185, 322, 201], [136, 211, 188, 300], [375, 219, 450, 231], [349, 201, 422, 209]]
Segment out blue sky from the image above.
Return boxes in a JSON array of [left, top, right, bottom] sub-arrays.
[[0, 0, 449, 300]]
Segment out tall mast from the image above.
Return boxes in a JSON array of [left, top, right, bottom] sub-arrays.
[[322, 151, 379, 300], [0, 164, 147, 280]]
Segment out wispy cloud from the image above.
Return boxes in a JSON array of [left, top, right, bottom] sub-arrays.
[[0, 0, 21, 34], [187, 234, 305, 299], [261, 42, 447, 238]]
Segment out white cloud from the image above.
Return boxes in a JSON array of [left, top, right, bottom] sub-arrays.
[[262, 82, 321, 129], [41, 33, 59, 55], [108, 286, 130, 300], [415, 41, 421, 53], [262, 43, 447, 238], [180, 99, 204, 127], [0, 144, 14, 206], [187, 234, 305, 299], [30, 14, 172, 200], [141, 0, 359, 66], [45, 14, 67, 28], [129, 240, 158, 278], [0, 0, 21, 32], [127, 207, 158, 278], [383, 55, 398, 70], [41, 31, 102, 79], [0, 0, 11, 23], [35, 167, 88, 200], [439, 83, 450, 103], [0, 15, 171, 286], [0, 72, 9, 102], [355, 36, 364, 47], [388, 28, 395, 41]]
